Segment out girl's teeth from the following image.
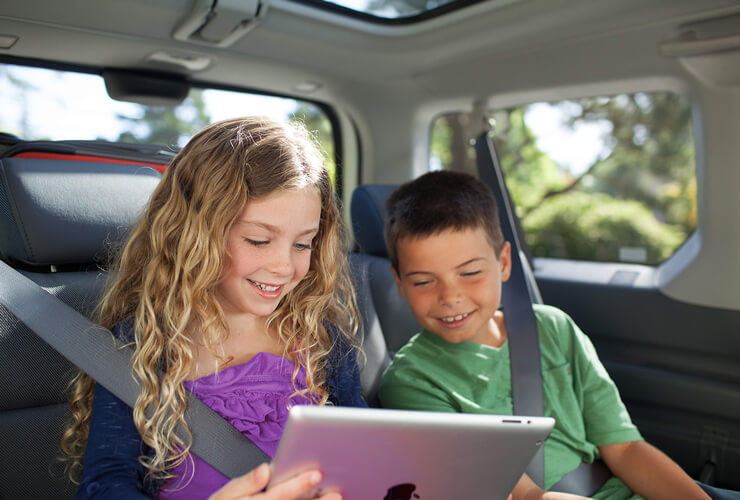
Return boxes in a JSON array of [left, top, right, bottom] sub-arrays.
[[252, 280, 279, 292]]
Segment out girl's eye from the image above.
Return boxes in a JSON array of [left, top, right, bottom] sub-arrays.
[[246, 239, 268, 247], [294, 243, 312, 251]]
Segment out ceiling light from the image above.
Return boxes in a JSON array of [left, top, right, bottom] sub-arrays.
[[292, 81, 322, 93], [0, 35, 19, 49]]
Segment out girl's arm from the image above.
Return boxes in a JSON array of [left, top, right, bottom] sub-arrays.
[[599, 440, 710, 500], [76, 383, 154, 499], [511, 474, 594, 500]]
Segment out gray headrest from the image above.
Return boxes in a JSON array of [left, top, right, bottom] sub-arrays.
[[350, 184, 397, 258], [0, 158, 161, 266]]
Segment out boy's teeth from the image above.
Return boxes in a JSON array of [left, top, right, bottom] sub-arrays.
[[441, 313, 469, 322], [252, 280, 279, 292]]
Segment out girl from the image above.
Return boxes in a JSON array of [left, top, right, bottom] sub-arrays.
[[61, 117, 365, 499]]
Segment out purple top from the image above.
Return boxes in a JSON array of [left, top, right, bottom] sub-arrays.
[[158, 352, 315, 499]]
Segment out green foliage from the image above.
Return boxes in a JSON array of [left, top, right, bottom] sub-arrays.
[[566, 93, 696, 233], [490, 108, 567, 215], [523, 192, 684, 264], [429, 91, 698, 264], [116, 89, 211, 147]]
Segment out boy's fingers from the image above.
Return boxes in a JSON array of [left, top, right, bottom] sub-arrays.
[[208, 463, 270, 499], [261, 469, 324, 500]]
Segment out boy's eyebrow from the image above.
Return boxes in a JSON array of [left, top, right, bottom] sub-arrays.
[[239, 220, 319, 236], [403, 257, 485, 277]]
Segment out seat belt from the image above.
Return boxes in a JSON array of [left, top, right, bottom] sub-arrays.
[[474, 132, 546, 487], [474, 132, 612, 496], [0, 260, 269, 480]]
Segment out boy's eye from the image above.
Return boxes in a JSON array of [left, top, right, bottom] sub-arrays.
[[461, 270, 481, 277], [412, 280, 432, 287], [246, 238, 268, 247]]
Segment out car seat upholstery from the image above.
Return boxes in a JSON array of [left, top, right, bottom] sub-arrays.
[[349, 185, 421, 406], [0, 158, 161, 499]]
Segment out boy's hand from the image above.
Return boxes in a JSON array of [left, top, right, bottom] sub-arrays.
[[209, 463, 341, 500], [510, 473, 594, 500]]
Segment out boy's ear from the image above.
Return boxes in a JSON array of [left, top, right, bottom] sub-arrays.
[[499, 242, 512, 282], [390, 265, 406, 299]]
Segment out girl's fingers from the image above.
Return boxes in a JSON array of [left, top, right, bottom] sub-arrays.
[[208, 463, 271, 499], [260, 469, 324, 500]]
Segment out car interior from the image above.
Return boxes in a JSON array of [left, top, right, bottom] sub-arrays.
[[1, 0, 739, 498]]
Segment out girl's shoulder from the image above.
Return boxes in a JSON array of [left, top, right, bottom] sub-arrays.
[[111, 317, 136, 345]]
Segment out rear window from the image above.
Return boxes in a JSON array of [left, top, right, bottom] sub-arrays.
[[0, 63, 337, 181], [430, 91, 697, 266]]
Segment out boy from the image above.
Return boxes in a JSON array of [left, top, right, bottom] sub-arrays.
[[378, 171, 711, 500]]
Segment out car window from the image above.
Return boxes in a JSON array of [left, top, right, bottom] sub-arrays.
[[430, 91, 697, 266], [0, 62, 338, 183]]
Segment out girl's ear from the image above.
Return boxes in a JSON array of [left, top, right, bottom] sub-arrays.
[[499, 242, 512, 282]]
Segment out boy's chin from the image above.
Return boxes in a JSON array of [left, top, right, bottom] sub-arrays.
[[426, 328, 472, 344]]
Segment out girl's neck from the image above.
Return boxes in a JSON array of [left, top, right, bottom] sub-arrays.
[[190, 314, 289, 379]]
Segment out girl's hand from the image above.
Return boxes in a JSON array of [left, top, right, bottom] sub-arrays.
[[208, 463, 341, 500]]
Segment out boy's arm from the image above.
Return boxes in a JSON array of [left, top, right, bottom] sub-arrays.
[[598, 441, 710, 500], [510, 474, 594, 500]]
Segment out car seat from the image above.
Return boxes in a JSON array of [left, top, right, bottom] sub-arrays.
[[0, 157, 161, 499], [349, 184, 421, 406]]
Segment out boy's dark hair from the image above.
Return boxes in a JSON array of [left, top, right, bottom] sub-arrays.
[[384, 170, 505, 271]]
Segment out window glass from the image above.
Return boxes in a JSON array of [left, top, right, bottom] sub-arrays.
[[290, 0, 493, 21], [0, 63, 337, 182], [429, 92, 697, 265]]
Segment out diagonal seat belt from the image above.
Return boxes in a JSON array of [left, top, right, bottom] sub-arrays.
[[474, 132, 612, 496], [0, 260, 269, 480], [474, 132, 546, 487]]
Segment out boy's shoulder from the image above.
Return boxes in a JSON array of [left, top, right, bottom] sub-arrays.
[[530, 304, 585, 350], [392, 331, 427, 358], [532, 303, 575, 326]]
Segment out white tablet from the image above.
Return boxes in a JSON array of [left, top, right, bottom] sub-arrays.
[[270, 406, 554, 500]]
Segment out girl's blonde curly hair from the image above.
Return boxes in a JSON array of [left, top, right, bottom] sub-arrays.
[[61, 116, 361, 482]]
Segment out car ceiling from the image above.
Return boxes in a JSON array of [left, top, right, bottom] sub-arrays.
[[1, 0, 739, 105]]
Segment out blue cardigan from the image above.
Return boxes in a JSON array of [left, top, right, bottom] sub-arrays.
[[77, 323, 366, 499]]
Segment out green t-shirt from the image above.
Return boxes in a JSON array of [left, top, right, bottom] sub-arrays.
[[379, 304, 643, 499]]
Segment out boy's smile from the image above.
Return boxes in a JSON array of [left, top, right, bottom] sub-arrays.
[[393, 227, 511, 348]]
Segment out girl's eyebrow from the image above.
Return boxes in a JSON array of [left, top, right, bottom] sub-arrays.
[[403, 257, 485, 278], [239, 220, 319, 236]]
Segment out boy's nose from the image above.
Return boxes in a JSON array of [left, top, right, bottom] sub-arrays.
[[438, 283, 463, 306]]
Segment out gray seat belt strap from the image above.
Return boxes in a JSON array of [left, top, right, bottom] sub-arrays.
[[0, 260, 269, 479], [475, 132, 546, 487], [475, 132, 613, 494], [551, 459, 612, 496]]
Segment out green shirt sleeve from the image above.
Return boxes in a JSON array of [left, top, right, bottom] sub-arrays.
[[554, 307, 642, 447]]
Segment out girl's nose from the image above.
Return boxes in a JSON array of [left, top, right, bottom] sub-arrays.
[[268, 244, 294, 276]]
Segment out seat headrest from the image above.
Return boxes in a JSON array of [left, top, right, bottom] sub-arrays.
[[350, 184, 398, 258], [0, 158, 161, 266]]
